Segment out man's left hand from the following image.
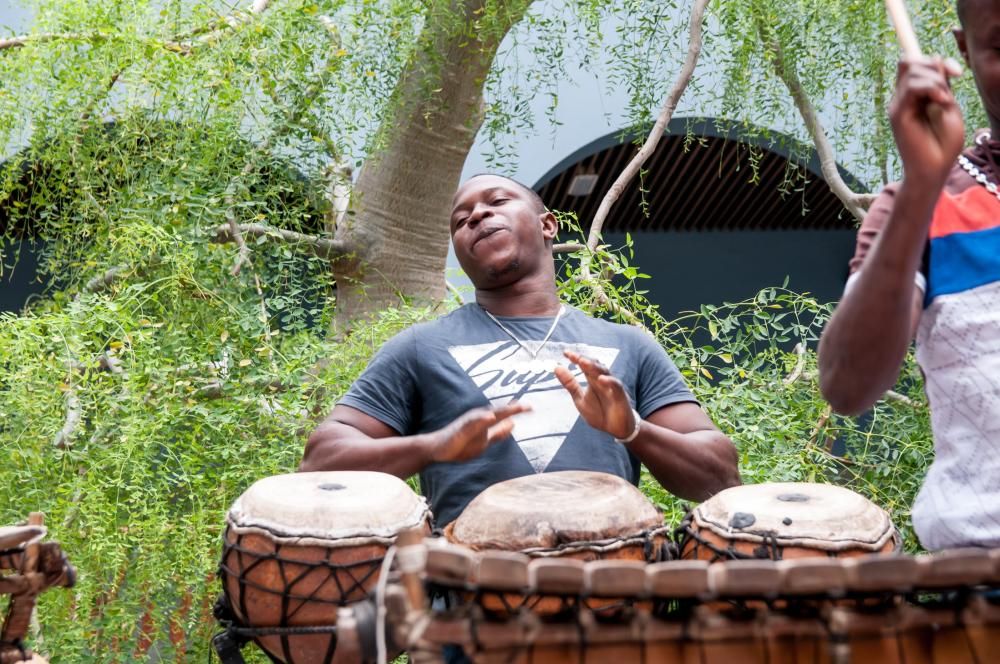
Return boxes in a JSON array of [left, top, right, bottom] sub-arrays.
[[554, 350, 637, 440]]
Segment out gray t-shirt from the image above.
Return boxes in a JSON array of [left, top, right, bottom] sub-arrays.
[[339, 304, 696, 526]]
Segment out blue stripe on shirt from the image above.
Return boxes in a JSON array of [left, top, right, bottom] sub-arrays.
[[928, 225, 1000, 302]]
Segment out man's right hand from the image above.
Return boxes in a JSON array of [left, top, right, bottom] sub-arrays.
[[425, 402, 531, 463], [890, 57, 965, 187]]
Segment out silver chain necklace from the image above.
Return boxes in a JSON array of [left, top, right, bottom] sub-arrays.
[[480, 304, 566, 373], [958, 131, 1000, 202]]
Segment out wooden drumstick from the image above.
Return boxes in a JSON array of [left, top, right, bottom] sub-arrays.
[[884, 0, 946, 124], [885, 0, 923, 59]]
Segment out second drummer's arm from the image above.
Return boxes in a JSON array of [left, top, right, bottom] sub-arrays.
[[817, 57, 965, 415], [301, 402, 529, 479], [816, 190, 926, 415]]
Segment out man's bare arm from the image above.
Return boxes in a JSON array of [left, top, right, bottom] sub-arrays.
[[300, 402, 529, 478], [817, 190, 928, 415], [630, 402, 741, 502], [818, 57, 964, 415], [301, 405, 432, 478]]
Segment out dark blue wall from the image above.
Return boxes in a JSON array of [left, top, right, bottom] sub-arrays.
[[1, 241, 46, 313], [601, 229, 857, 319]]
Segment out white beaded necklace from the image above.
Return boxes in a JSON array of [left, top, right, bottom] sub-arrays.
[[957, 131, 1000, 202]]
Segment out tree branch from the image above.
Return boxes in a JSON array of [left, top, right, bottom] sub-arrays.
[[783, 342, 807, 386], [0, 32, 107, 51], [445, 280, 464, 306], [180, 0, 274, 49], [211, 222, 350, 261], [585, 0, 711, 252], [854, 193, 878, 208], [223, 162, 257, 276], [594, 286, 644, 326], [325, 160, 353, 235], [84, 266, 129, 294], [807, 403, 833, 451], [884, 389, 918, 407], [575, 0, 710, 327], [763, 31, 869, 221], [53, 390, 81, 449], [83, 255, 161, 295], [0, 32, 190, 55], [553, 242, 586, 254], [78, 70, 123, 129], [253, 272, 278, 373], [226, 19, 346, 274]]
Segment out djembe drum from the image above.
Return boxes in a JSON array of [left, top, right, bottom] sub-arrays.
[[0, 514, 75, 664], [677, 482, 900, 561], [217, 471, 431, 664], [443, 471, 669, 615]]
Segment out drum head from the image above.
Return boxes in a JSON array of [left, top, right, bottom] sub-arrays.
[[692, 482, 895, 552], [447, 471, 663, 552], [227, 471, 429, 545]]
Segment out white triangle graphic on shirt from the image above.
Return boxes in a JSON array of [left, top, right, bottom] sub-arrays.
[[447, 341, 619, 472]]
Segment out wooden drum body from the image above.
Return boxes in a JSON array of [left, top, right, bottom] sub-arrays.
[[678, 482, 900, 561], [444, 471, 668, 614], [378, 538, 1000, 664], [219, 471, 430, 664]]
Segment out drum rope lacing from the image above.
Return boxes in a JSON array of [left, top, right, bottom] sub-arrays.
[[675, 512, 786, 562], [218, 543, 385, 610], [212, 594, 342, 664], [215, 528, 388, 664], [508, 524, 675, 559]]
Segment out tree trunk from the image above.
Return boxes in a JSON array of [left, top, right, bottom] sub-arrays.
[[331, 0, 530, 331]]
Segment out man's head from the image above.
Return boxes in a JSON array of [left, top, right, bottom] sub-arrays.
[[954, 0, 1000, 130], [449, 174, 558, 289]]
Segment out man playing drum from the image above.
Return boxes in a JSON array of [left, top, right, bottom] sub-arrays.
[[818, 0, 1000, 550], [301, 174, 740, 528]]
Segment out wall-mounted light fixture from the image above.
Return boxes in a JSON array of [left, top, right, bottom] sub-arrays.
[[566, 168, 598, 197]]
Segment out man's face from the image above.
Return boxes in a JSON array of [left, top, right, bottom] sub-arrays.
[[449, 175, 556, 288], [955, 0, 1000, 127]]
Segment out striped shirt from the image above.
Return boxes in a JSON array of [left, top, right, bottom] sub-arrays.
[[850, 140, 1000, 550]]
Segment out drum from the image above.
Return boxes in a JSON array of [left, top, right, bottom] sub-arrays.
[[443, 471, 669, 614], [376, 537, 1000, 664], [677, 482, 900, 561], [218, 471, 431, 664], [446, 471, 669, 560], [0, 515, 74, 664]]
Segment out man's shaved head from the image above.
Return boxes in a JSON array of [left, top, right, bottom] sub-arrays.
[[465, 173, 547, 214], [450, 173, 559, 290], [952, 0, 1000, 132]]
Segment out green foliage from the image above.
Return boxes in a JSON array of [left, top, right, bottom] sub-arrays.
[[479, 0, 984, 187], [0, 0, 942, 660], [0, 283, 434, 658], [711, 0, 983, 187]]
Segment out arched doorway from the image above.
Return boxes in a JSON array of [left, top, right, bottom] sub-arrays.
[[535, 117, 866, 317]]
